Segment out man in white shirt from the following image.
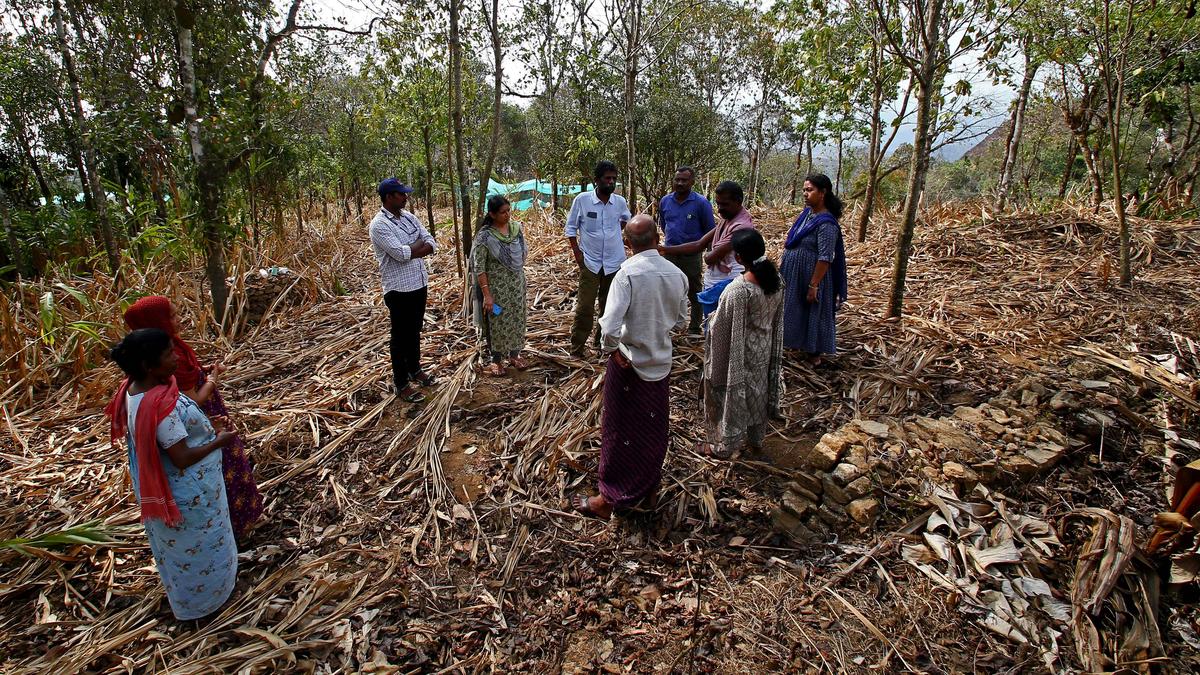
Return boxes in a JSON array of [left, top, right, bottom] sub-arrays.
[[570, 215, 688, 520], [368, 179, 437, 404], [564, 160, 630, 357]]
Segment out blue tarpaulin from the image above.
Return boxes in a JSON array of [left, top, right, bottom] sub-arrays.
[[472, 179, 595, 210]]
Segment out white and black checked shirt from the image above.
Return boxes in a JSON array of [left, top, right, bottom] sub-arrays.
[[368, 207, 436, 293]]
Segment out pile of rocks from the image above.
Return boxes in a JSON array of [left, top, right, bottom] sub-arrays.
[[772, 375, 1102, 542], [770, 419, 896, 543], [234, 267, 303, 323]]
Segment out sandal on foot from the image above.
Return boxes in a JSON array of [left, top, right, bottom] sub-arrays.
[[570, 493, 611, 521], [695, 440, 733, 460], [412, 371, 437, 386], [482, 362, 506, 377], [398, 386, 426, 404], [510, 356, 530, 370]]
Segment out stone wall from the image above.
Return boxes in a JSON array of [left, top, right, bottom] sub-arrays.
[[772, 376, 1096, 542]]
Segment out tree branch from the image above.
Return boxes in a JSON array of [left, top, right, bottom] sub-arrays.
[[293, 17, 384, 36]]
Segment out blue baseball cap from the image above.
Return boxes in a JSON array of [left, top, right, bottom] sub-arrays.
[[378, 178, 415, 197]]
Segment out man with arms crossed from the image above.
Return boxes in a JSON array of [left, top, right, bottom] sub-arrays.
[[369, 178, 437, 404]]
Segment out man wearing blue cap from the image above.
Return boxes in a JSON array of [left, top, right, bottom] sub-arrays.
[[369, 178, 437, 403]]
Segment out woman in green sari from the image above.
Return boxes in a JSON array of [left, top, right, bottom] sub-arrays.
[[470, 196, 529, 376]]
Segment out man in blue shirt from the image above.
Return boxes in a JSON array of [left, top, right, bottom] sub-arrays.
[[657, 166, 715, 335], [565, 160, 630, 357]]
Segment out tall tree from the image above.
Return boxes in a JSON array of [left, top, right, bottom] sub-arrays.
[[475, 0, 503, 218], [605, 0, 697, 211], [0, 35, 57, 208], [53, 0, 119, 274], [849, 0, 913, 241], [173, 0, 229, 320], [449, 0, 473, 255], [1093, 0, 1138, 285], [172, 0, 379, 322], [996, 37, 1040, 211], [514, 0, 580, 211], [873, 0, 1010, 317]]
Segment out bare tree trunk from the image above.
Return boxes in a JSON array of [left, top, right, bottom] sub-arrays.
[[449, 0, 473, 256], [617, 0, 643, 211], [49, 99, 94, 211], [175, 0, 229, 324], [805, 137, 813, 177], [12, 122, 54, 206], [476, 0, 503, 219], [422, 125, 436, 235], [1103, 0, 1136, 285], [623, 55, 639, 210], [858, 158, 879, 243], [339, 175, 349, 219], [858, 62, 884, 242], [997, 46, 1038, 211], [246, 166, 257, 247], [1078, 134, 1104, 208], [835, 127, 845, 194], [1057, 135, 1078, 198], [789, 143, 803, 205], [0, 187, 22, 277], [151, 182, 169, 226], [347, 110, 365, 225], [887, 0, 943, 319], [446, 116, 462, 275], [748, 81, 769, 206], [444, 55, 455, 229], [54, 0, 119, 275]]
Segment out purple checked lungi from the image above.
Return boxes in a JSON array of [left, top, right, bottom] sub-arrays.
[[598, 354, 671, 509]]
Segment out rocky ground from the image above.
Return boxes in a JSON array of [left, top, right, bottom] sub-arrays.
[[1, 203, 1198, 673]]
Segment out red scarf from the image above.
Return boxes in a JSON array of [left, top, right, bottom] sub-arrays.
[[123, 296, 203, 392], [105, 376, 183, 526]]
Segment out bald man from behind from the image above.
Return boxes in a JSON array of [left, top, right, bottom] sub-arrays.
[[570, 215, 689, 520]]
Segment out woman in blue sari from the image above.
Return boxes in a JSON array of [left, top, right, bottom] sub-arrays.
[[105, 328, 238, 620], [780, 174, 848, 365]]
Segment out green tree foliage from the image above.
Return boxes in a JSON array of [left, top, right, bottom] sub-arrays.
[[0, 0, 1196, 315]]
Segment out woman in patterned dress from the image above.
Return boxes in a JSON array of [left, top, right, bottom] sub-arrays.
[[780, 174, 848, 366], [470, 195, 529, 376], [701, 229, 785, 459], [105, 328, 239, 620], [123, 296, 264, 545]]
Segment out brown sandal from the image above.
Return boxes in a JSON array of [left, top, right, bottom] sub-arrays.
[[695, 440, 733, 459], [509, 355, 530, 370], [482, 362, 506, 377]]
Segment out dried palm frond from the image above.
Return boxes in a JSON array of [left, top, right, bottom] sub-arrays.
[[1, 202, 1196, 672]]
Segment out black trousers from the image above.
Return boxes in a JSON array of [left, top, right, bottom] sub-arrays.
[[384, 287, 428, 390]]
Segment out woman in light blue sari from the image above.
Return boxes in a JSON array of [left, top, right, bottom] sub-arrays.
[[105, 328, 238, 620]]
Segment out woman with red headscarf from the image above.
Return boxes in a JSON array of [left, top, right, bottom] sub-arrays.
[[124, 295, 263, 544], [105, 328, 239, 619]]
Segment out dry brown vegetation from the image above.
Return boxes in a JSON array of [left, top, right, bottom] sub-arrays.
[[1, 203, 1198, 673]]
